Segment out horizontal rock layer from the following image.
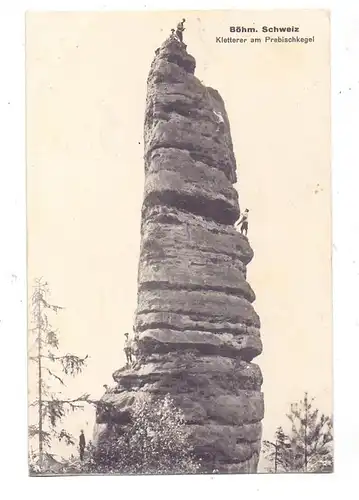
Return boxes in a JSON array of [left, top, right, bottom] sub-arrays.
[[97, 35, 263, 473]]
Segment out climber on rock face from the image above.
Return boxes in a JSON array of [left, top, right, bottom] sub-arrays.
[[236, 209, 249, 236], [131, 331, 139, 364], [176, 18, 186, 42], [124, 332, 132, 366], [213, 109, 225, 132]]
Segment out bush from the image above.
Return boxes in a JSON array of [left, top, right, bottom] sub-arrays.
[[89, 394, 200, 474], [43, 394, 201, 475]]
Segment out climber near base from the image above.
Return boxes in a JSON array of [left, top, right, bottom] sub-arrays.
[[124, 332, 132, 366], [176, 18, 186, 42], [236, 209, 249, 236], [79, 430, 86, 461]]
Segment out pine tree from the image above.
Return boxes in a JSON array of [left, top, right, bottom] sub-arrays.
[[263, 426, 292, 472], [28, 278, 90, 473], [263, 392, 333, 473], [286, 392, 333, 472]]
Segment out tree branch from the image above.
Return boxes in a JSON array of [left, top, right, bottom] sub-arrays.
[[43, 366, 65, 386]]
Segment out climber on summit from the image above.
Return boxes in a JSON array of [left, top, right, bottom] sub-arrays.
[[124, 332, 132, 366], [236, 209, 249, 236], [176, 18, 186, 42], [170, 28, 179, 42]]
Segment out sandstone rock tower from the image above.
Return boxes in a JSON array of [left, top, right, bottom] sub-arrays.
[[97, 35, 264, 473]]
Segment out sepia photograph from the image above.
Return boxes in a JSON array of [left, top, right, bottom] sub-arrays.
[[26, 9, 332, 475]]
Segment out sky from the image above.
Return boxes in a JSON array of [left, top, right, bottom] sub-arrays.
[[26, 10, 332, 470]]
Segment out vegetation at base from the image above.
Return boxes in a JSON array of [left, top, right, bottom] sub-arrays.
[[262, 392, 333, 473]]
